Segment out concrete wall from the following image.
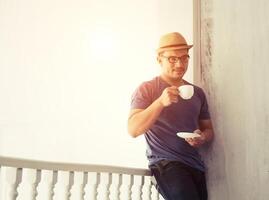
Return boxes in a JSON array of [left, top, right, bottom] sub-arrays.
[[198, 0, 269, 199]]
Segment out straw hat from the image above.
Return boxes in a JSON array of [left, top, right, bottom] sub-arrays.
[[156, 32, 193, 53]]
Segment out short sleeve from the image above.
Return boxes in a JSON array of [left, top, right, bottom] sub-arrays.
[[131, 82, 153, 109], [199, 88, 211, 120]]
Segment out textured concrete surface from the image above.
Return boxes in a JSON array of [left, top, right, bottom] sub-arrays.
[[197, 0, 269, 199]]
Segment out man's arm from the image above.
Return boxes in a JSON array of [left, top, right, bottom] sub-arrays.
[[185, 119, 214, 147], [128, 101, 164, 138], [128, 86, 179, 138], [198, 119, 214, 142]]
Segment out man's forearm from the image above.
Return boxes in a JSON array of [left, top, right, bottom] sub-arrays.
[[201, 128, 214, 142]]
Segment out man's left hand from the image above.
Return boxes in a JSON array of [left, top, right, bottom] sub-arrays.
[[185, 129, 206, 148]]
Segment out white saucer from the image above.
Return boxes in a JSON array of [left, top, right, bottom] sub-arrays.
[[177, 132, 201, 139]]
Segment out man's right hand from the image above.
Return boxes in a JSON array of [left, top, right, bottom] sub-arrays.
[[158, 86, 179, 107]]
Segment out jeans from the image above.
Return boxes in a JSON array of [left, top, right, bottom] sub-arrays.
[[149, 160, 208, 200]]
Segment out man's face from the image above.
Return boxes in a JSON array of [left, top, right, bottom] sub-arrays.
[[158, 49, 189, 80]]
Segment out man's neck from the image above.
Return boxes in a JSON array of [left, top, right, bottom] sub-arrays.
[[160, 75, 185, 87]]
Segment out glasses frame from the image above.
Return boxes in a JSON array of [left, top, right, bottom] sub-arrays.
[[161, 55, 190, 64]]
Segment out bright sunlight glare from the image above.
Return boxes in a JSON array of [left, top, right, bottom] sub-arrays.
[[88, 28, 121, 63]]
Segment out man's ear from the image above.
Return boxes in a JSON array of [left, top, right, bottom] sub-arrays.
[[157, 56, 162, 64]]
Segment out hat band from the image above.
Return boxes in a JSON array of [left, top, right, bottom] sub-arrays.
[[159, 43, 188, 49]]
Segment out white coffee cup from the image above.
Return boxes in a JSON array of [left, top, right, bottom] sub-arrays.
[[178, 85, 194, 99]]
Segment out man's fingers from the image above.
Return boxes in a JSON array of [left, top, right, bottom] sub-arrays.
[[167, 86, 179, 95], [160, 86, 180, 106], [185, 137, 202, 147], [193, 129, 202, 134], [171, 89, 180, 95], [171, 96, 178, 103]]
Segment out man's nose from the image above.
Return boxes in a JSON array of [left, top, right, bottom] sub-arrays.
[[174, 61, 183, 67]]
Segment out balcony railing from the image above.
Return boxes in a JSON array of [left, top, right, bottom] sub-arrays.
[[0, 156, 163, 200]]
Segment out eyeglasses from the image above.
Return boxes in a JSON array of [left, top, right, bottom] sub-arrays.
[[161, 55, 190, 64]]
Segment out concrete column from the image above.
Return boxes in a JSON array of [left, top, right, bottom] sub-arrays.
[[197, 0, 269, 199]]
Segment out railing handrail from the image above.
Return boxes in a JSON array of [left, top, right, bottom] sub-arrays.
[[0, 156, 151, 176]]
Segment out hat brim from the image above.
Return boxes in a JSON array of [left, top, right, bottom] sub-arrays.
[[157, 45, 193, 53]]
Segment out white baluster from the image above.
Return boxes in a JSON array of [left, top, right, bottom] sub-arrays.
[[70, 172, 84, 200], [159, 194, 165, 200], [120, 174, 132, 200], [109, 173, 120, 200], [84, 172, 98, 200], [132, 175, 143, 200], [0, 167, 18, 200], [142, 176, 152, 200], [151, 183, 159, 200], [53, 171, 70, 200], [97, 172, 110, 200], [36, 170, 54, 200], [17, 168, 37, 200]]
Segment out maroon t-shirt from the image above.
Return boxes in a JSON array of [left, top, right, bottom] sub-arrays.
[[131, 76, 210, 172]]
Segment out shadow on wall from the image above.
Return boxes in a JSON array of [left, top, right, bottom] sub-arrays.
[[199, 131, 229, 199]]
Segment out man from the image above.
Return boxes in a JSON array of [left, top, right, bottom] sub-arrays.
[[128, 32, 214, 200]]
